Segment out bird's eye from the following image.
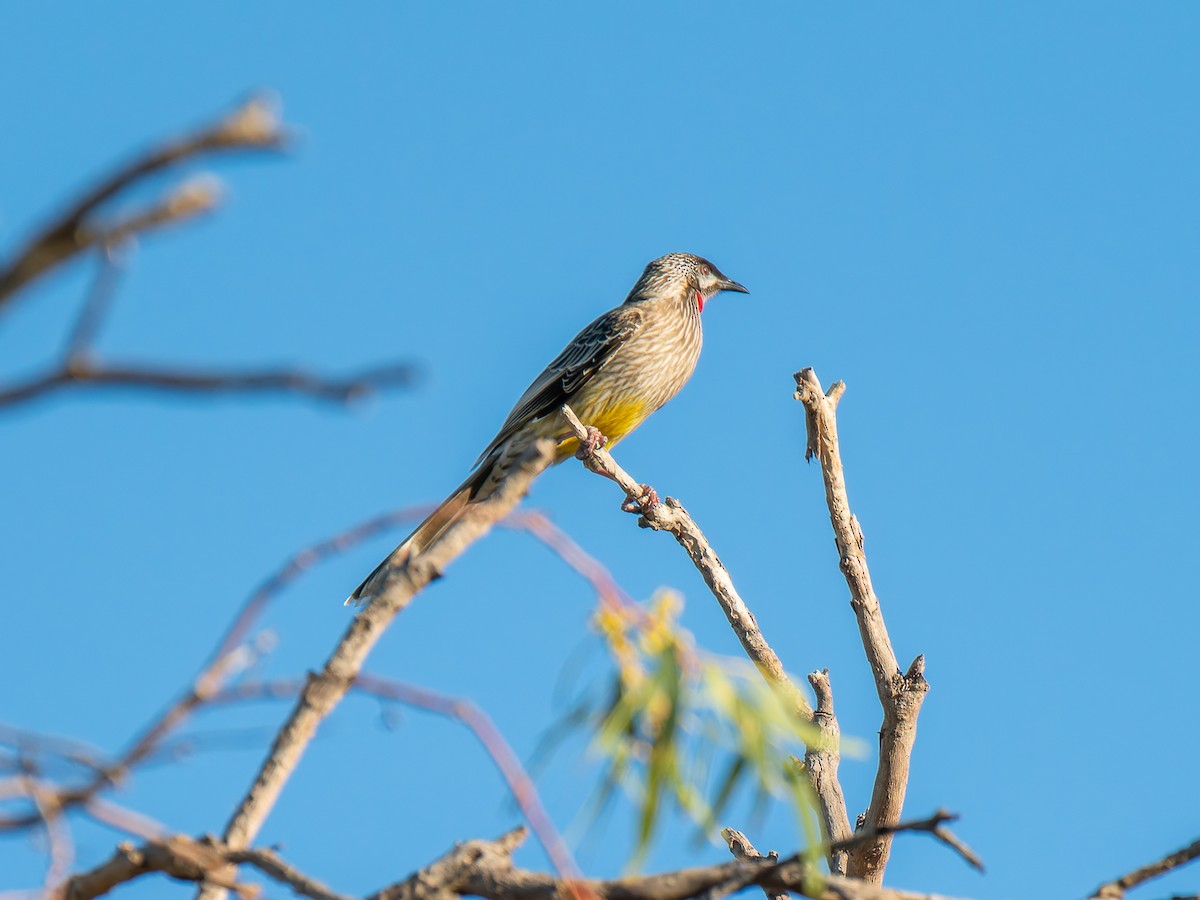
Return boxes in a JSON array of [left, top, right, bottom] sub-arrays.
[[700, 265, 710, 275]]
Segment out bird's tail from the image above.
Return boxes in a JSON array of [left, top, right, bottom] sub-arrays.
[[345, 468, 487, 606]]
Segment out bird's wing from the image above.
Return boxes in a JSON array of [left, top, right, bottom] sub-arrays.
[[474, 305, 643, 467]]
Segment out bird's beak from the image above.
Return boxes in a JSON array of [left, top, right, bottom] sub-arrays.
[[718, 278, 749, 294]]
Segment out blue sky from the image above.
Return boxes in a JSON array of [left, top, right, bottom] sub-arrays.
[[2, 4, 1199, 898]]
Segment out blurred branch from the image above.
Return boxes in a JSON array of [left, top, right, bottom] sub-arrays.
[[0, 359, 418, 410], [1088, 836, 1200, 899], [0, 501, 632, 853], [205, 672, 580, 882], [721, 828, 788, 900], [0, 95, 285, 309], [202, 440, 557, 900], [793, 369, 929, 883], [24, 776, 74, 893], [0, 94, 419, 413]]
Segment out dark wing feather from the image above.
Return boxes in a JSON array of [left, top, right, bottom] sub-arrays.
[[473, 306, 642, 467]]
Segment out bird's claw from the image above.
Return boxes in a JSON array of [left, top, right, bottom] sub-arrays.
[[575, 425, 607, 459], [621, 483, 660, 514]]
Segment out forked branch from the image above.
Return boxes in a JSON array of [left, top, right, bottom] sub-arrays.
[[793, 369, 929, 882]]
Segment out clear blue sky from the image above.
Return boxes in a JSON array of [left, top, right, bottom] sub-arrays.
[[3, 4, 1198, 898]]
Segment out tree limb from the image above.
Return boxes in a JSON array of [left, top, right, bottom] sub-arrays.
[[557, 404, 862, 868], [0, 95, 286, 309], [369, 827, 978, 900], [201, 440, 557, 899], [52, 833, 352, 900], [793, 370, 929, 882], [0, 359, 418, 410], [559, 404, 811, 719]]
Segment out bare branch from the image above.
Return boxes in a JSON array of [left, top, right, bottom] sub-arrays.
[[226, 847, 353, 900], [63, 245, 126, 358], [1, 502, 631, 849], [555, 403, 876, 872], [369, 828, 979, 900], [559, 404, 812, 720], [1089, 836, 1200, 899], [83, 797, 169, 842], [202, 440, 557, 899], [0, 95, 286, 309], [793, 369, 929, 882], [827, 810, 983, 874], [0, 359, 418, 411], [24, 777, 74, 893], [45, 825, 987, 900], [51, 833, 352, 900], [802, 670, 852, 875], [721, 828, 788, 900], [354, 673, 580, 880]]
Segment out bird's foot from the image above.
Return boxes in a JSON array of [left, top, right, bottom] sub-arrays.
[[575, 425, 607, 459], [621, 483, 660, 514]]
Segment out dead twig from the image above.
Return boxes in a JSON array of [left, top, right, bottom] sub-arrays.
[[721, 828, 788, 900], [801, 670, 852, 875], [827, 809, 982, 874], [1089, 835, 1200, 899], [793, 369, 929, 882]]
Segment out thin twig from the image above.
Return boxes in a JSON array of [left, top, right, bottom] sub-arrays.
[[25, 777, 74, 893], [793, 369, 929, 883], [64, 244, 126, 359], [827, 809, 983, 874], [721, 828, 788, 900], [228, 847, 352, 900], [83, 797, 169, 842], [356, 673, 580, 880], [1088, 836, 1200, 899], [559, 404, 812, 719], [0, 360, 418, 410]]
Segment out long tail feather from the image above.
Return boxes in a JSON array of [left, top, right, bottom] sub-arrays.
[[344, 470, 484, 606]]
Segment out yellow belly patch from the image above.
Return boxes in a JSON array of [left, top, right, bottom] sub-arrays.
[[555, 399, 649, 461]]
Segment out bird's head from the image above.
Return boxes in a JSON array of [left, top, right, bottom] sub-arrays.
[[624, 252, 748, 312]]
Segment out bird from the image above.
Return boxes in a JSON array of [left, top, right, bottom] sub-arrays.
[[346, 251, 748, 605]]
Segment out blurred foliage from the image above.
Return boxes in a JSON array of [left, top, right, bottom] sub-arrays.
[[565, 589, 839, 870]]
